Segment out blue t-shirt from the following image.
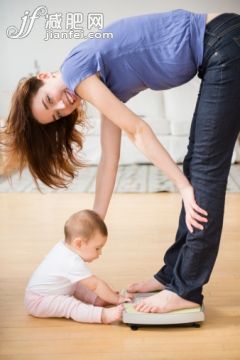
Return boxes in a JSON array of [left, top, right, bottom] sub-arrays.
[[60, 9, 206, 103]]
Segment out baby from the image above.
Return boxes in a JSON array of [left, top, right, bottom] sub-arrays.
[[24, 209, 131, 324]]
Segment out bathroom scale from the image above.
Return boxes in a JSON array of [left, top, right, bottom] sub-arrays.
[[122, 292, 205, 330]]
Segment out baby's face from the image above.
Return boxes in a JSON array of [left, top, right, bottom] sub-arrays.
[[80, 232, 107, 262]]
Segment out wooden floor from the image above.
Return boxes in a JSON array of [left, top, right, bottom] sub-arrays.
[[0, 193, 240, 360]]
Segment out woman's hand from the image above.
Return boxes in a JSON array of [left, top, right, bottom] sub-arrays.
[[179, 185, 208, 233]]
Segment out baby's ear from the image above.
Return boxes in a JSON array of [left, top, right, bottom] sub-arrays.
[[72, 237, 85, 250]]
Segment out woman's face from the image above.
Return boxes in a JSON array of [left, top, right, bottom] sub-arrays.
[[31, 71, 81, 124]]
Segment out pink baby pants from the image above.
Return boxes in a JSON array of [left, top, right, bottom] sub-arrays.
[[24, 282, 103, 323]]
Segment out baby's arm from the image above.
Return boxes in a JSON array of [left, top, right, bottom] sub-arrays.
[[80, 275, 130, 305]]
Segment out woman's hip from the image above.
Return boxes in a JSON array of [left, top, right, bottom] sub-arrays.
[[201, 13, 240, 71]]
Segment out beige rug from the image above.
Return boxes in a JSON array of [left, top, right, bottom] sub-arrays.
[[0, 164, 240, 193]]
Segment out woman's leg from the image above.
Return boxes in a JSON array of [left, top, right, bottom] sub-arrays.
[[154, 112, 197, 286], [128, 134, 198, 300], [135, 13, 240, 312]]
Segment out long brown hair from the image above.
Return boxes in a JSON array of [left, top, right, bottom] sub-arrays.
[[0, 76, 87, 188]]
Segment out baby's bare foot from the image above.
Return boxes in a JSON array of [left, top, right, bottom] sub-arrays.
[[127, 277, 165, 293], [101, 305, 123, 324]]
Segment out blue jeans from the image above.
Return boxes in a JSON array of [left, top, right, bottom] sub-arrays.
[[155, 13, 240, 305]]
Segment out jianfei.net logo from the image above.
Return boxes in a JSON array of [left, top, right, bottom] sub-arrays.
[[6, 5, 113, 41]]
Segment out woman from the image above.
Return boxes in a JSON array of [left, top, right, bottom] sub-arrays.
[[2, 10, 240, 313]]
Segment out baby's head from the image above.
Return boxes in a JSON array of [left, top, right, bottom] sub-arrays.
[[64, 210, 108, 262]]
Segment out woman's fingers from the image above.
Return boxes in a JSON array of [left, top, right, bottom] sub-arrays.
[[193, 203, 208, 217], [186, 207, 208, 232], [187, 218, 203, 232], [186, 219, 193, 233], [191, 210, 208, 223], [191, 218, 204, 231], [181, 184, 208, 233]]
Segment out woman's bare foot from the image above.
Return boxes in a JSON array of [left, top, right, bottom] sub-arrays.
[[101, 305, 123, 324], [127, 277, 165, 293], [134, 289, 199, 313]]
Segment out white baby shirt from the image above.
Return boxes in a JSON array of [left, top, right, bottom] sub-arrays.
[[26, 241, 92, 296]]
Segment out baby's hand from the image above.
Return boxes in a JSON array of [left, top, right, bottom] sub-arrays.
[[117, 294, 132, 304], [117, 290, 134, 304], [125, 291, 134, 300]]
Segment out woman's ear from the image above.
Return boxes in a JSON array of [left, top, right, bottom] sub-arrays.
[[36, 72, 52, 80]]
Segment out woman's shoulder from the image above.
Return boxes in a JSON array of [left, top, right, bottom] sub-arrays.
[[60, 39, 101, 92]]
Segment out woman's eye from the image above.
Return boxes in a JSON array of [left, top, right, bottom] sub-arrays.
[[47, 95, 52, 104], [56, 111, 62, 119]]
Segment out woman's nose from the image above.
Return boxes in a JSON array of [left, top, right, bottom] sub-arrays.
[[53, 100, 66, 110]]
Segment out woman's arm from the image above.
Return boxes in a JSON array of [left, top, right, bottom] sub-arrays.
[[93, 114, 121, 219], [76, 75, 208, 232]]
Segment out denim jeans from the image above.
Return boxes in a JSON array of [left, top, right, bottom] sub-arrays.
[[155, 13, 240, 305]]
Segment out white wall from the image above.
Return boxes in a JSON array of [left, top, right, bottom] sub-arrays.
[[0, 0, 240, 117]]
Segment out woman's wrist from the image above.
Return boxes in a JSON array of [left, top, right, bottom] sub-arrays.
[[175, 177, 191, 192]]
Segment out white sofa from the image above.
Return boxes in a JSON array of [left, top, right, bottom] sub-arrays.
[[83, 76, 240, 165]]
